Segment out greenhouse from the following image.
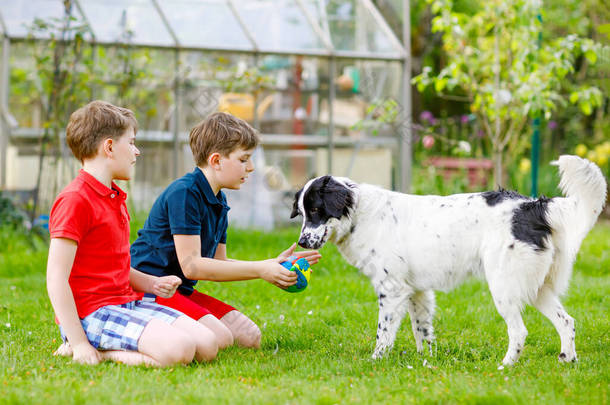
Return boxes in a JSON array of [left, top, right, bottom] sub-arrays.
[[0, 0, 412, 228]]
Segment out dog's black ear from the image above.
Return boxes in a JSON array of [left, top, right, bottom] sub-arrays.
[[322, 178, 354, 219], [290, 189, 302, 219]]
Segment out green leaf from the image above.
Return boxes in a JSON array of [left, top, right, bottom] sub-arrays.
[[580, 101, 592, 116], [569, 92, 579, 104], [584, 49, 597, 64], [434, 78, 447, 92]]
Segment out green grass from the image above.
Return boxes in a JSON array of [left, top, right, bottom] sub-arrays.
[[1, 221, 609, 404]]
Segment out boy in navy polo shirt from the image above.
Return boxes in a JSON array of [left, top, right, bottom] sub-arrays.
[[47, 101, 218, 366], [130, 112, 321, 349]]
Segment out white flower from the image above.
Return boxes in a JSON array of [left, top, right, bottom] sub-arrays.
[[497, 89, 512, 105], [307, 310, 313, 315], [256, 305, 260, 310], [4, 323, 10, 328], [279, 315, 285, 321], [458, 141, 472, 154], [10, 286, 16, 291]]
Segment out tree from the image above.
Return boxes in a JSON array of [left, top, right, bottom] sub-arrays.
[[27, 2, 93, 219], [412, 0, 603, 186]]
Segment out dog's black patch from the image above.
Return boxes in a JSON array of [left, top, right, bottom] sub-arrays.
[[294, 176, 355, 224], [290, 189, 302, 218], [511, 197, 552, 251], [481, 189, 527, 206]]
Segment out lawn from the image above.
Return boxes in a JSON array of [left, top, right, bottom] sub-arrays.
[[0, 221, 608, 404]]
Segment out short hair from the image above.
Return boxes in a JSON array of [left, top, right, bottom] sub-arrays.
[[189, 112, 259, 166], [66, 100, 138, 163]]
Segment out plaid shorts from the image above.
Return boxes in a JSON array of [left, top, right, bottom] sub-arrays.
[[61, 297, 185, 351]]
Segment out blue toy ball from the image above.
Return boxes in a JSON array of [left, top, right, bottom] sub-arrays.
[[281, 255, 311, 293]]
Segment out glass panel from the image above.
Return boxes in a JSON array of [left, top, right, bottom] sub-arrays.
[[1, 0, 89, 40], [156, 0, 253, 50], [79, 0, 174, 46], [232, 0, 327, 53], [314, 0, 401, 56]]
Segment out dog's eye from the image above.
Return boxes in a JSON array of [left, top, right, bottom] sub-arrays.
[[310, 207, 318, 214]]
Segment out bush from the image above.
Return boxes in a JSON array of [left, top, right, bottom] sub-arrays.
[[0, 192, 28, 229]]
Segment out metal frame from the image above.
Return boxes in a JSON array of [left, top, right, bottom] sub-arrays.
[[0, 0, 412, 191]]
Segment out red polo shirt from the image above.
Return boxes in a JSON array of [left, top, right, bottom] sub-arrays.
[[49, 170, 142, 318]]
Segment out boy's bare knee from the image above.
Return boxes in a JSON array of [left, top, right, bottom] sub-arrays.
[[216, 325, 234, 349], [195, 337, 218, 362], [163, 333, 196, 366], [141, 322, 197, 366], [236, 324, 261, 349]]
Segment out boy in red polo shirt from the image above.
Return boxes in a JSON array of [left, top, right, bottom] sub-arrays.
[[47, 100, 218, 366]]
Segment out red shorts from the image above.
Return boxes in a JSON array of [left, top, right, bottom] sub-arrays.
[[154, 290, 236, 321]]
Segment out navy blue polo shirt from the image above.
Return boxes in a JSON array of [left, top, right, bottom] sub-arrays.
[[130, 168, 230, 295]]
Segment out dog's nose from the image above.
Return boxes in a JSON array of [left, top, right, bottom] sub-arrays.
[[298, 235, 309, 248]]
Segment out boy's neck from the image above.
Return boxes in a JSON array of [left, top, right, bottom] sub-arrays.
[[199, 166, 221, 195], [82, 160, 114, 189]]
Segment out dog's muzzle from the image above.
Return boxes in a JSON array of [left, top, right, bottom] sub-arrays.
[[298, 234, 315, 249]]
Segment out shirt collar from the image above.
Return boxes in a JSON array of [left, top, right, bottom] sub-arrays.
[[193, 168, 229, 209], [79, 169, 127, 200]]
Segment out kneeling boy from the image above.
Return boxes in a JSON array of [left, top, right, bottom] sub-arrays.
[[47, 101, 217, 366]]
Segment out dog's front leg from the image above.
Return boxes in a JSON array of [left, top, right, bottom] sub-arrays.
[[371, 278, 411, 359]]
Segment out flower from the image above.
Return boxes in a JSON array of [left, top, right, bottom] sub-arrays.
[[420, 110, 434, 123], [457, 141, 471, 154], [548, 120, 558, 130], [574, 144, 588, 157], [422, 135, 435, 149], [519, 158, 531, 174]]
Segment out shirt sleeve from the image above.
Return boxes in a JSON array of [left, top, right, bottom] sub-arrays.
[[167, 186, 203, 235], [49, 192, 91, 243]]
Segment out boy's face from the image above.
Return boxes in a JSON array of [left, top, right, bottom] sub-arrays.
[[217, 148, 255, 190], [110, 127, 140, 181]]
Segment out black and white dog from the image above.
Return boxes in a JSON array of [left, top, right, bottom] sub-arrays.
[[291, 155, 606, 365]]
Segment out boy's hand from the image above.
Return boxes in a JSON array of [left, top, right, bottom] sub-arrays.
[[278, 243, 322, 266], [152, 275, 182, 298], [72, 341, 101, 365], [258, 259, 298, 289]]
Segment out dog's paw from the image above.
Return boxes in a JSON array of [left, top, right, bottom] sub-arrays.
[[558, 352, 578, 363], [372, 348, 386, 360]]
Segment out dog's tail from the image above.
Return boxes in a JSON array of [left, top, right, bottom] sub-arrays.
[[546, 155, 607, 294]]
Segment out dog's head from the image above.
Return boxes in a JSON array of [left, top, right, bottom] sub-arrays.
[[290, 176, 357, 249]]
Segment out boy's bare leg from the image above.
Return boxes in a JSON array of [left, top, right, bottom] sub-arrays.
[[170, 316, 219, 362], [199, 314, 234, 349], [220, 310, 261, 349], [138, 318, 201, 366], [99, 351, 160, 366], [54, 342, 159, 366]]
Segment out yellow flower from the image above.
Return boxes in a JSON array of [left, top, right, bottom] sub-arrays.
[[594, 144, 609, 166], [574, 144, 588, 157], [519, 158, 531, 174], [586, 150, 598, 163]]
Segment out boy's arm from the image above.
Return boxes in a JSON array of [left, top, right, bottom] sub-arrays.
[[129, 269, 182, 298], [214, 243, 322, 265], [46, 238, 101, 365], [174, 234, 297, 288]]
